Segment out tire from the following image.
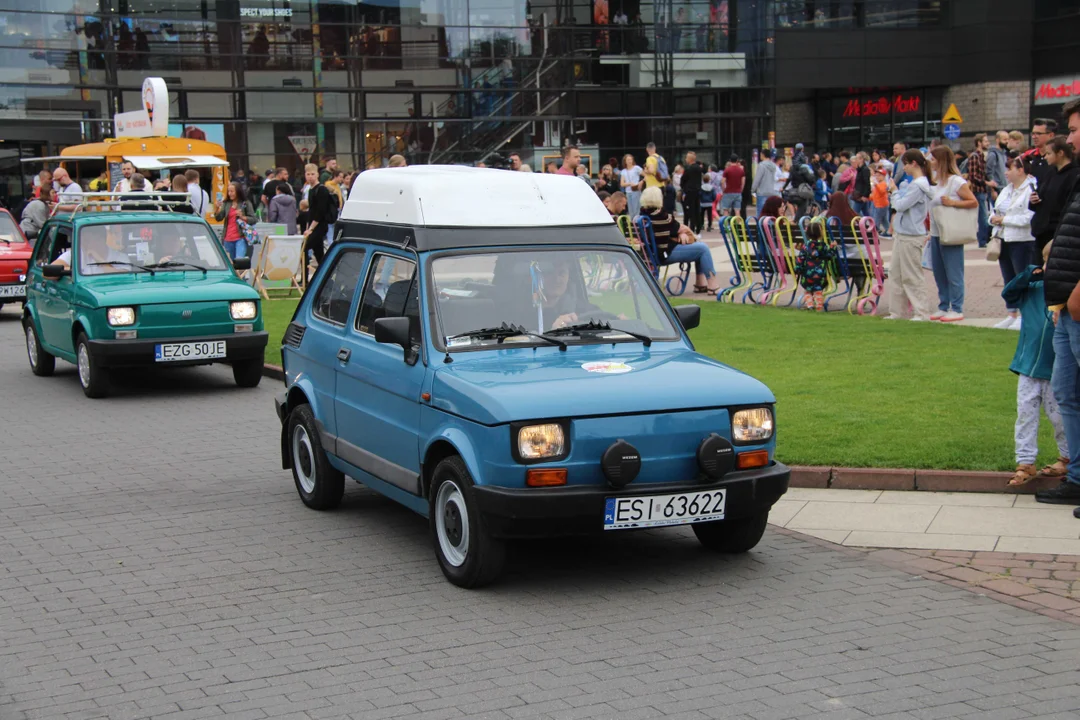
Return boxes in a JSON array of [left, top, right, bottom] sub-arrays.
[[24, 319, 55, 377], [232, 358, 263, 388], [75, 332, 109, 398], [692, 510, 769, 554], [288, 404, 344, 510], [429, 456, 506, 588]]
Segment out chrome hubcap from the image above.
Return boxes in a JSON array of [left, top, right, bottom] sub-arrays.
[[77, 344, 90, 388], [292, 424, 316, 494], [435, 480, 469, 567], [26, 327, 37, 368]]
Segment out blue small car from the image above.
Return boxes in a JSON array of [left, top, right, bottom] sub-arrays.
[[275, 167, 789, 587]]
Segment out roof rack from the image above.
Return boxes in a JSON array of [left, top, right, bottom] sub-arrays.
[[52, 192, 196, 218]]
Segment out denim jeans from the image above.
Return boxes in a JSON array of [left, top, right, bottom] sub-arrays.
[[998, 241, 1035, 311], [666, 241, 716, 278], [871, 206, 890, 236], [1051, 313, 1080, 486], [756, 194, 775, 216], [851, 199, 872, 217], [928, 236, 965, 313], [626, 190, 642, 219], [224, 238, 247, 261], [975, 192, 990, 248]]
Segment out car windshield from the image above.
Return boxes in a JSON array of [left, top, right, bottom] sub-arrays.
[[431, 249, 679, 350], [77, 222, 228, 276], [0, 213, 21, 243]]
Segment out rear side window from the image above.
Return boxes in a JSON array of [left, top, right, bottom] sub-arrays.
[[312, 249, 366, 326], [356, 254, 420, 346]]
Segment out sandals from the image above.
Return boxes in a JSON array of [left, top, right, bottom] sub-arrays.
[[694, 285, 710, 294], [1008, 464, 1038, 487], [1038, 457, 1070, 478]]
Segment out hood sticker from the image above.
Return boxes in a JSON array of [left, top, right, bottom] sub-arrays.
[[582, 361, 632, 375]]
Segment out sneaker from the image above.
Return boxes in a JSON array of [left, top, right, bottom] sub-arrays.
[[1035, 480, 1080, 504], [940, 311, 965, 322], [929, 311, 945, 321], [910, 316, 928, 322], [994, 316, 1017, 329], [1009, 316, 1022, 331], [883, 314, 902, 320]]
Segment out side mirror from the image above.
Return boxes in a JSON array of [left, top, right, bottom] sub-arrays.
[[42, 264, 71, 279], [232, 256, 251, 271], [373, 316, 412, 355], [675, 304, 700, 331]]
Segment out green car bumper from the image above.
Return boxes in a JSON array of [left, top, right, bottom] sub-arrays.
[[86, 331, 268, 367]]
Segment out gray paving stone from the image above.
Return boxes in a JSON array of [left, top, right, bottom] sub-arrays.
[[2, 308, 1080, 720]]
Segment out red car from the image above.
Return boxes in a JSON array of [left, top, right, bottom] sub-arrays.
[[0, 209, 31, 311]]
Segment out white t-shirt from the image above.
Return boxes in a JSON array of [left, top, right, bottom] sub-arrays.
[[57, 181, 83, 205], [929, 174, 967, 237], [190, 187, 210, 216], [620, 166, 643, 193], [56, 247, 129, 274], [113, 178, 133, 193], [774, 170, 790, 195]]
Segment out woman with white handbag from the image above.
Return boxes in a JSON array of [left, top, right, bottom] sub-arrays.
[[990, 157, 1037, 330], [928, 146, 980, 322]]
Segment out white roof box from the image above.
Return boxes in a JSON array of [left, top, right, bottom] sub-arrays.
[[340, 166, 614, 228]]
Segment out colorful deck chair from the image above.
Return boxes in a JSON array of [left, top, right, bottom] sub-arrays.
[[759, 216, 800, 307], [634, 215, 692, 296], [851, 216, 886, 315]]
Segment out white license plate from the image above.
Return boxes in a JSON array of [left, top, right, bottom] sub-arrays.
[[154, 340, 227, 362], [0, 284, 25, 298], [604, 489, 726, 530]]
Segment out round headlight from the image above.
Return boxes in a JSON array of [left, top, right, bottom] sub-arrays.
[[106, 306, 136, 326], [517, 423, 566, 460]]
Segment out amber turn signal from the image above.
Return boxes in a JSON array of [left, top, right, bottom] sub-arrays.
[[526, 468, 568, 487], [736, 450, 770, 470]]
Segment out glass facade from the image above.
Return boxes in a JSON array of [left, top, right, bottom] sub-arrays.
[[773, 0, 945, 29], [0, 0, 777, 208], [813, 87, 943, 151]]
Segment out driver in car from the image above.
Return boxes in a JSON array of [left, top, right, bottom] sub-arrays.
[[53, 224, 128, 275], [539, 258, 623, 330]]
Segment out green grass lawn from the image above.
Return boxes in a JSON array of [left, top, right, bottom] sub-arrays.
[[260, 297, 1052, 472]]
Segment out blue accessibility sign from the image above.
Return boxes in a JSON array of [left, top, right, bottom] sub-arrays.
[[943, 123, 962, 140]]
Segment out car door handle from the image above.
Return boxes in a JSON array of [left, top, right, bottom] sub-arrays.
[[337, 347, 351, 363]]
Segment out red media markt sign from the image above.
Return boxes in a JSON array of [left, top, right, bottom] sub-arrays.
[[842, 94, 921, 118], [1035, 80, 1080, 102]]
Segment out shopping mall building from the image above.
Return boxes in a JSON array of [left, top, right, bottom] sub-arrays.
[[0, 0, 1072, 208]]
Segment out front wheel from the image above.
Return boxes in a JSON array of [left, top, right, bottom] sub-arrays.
[[693, 511, 769, 554], [24, 320, 55, 377], [75, 332, 109, 398], [232, 358, 263, 388], [429, 457, 505, 588], [288, 404, 344, 510]]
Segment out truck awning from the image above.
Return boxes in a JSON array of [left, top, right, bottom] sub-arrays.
[[122, 155, 230, 170]]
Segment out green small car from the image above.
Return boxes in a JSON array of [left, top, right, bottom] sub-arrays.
[[22, 210, 268, 398]]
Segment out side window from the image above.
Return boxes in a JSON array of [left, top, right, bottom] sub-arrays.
[[356, 255, 420, 345], [33, 226, 57, 267], [312, 249, 367, 326], [53, 229, 72, 264]]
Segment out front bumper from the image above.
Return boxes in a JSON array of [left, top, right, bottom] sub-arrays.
[[474, 462, 790, 538], [87, 331, 269, 367]]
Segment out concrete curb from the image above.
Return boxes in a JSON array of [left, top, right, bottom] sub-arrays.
[[263, 362, 284, 382], [791, 465, 1062, 495]]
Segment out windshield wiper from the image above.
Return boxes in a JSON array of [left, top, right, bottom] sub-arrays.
[[87, 261, 155, 275], [547, 320, 653, 347], [447, 322, 566, 351], [146, 260, 208, 274]]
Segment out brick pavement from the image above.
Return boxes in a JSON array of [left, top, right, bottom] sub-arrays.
[[2, 306, 1080, 720]]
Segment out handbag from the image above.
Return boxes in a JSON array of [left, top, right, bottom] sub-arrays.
[[933, 205, 978, 245], [985, 236, 1002, 262], [236, 216, 259, 246]]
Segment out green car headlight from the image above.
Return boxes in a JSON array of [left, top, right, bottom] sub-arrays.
[[732, 408, 774, 443], [517, 423, 566, 461], [106, 306, 136, 326], [230, 301, 257, 320]]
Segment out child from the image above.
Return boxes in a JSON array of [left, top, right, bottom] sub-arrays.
[[813, 168, 829, 209], [1002, 241, 1069, 486], [869, 166, 891, 238], [794, 221, 836, 312], [699, 172, 717, 232]]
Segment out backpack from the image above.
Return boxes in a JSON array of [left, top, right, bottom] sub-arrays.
[[656, 155, 670, 182]]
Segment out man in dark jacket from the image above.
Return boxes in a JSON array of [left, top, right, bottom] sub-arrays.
[[302, 163, 333, 280], [1037, 99, 1080, 512], [680, 151, 703, 234], [850, 152, 872, 216]]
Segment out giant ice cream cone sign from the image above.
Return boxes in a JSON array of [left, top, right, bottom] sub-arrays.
[[115, 77, 170, 138]]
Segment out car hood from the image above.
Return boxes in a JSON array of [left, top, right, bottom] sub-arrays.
[[0, 242, 32, 262], [430, 345, 775, 425], [80, 272, 260, 305]]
